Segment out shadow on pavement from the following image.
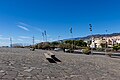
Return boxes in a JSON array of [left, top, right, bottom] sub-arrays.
[[46, 58, 57, 63], [51, 55, 61, 62]]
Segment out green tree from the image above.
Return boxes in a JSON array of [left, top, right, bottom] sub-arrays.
[[65, 40, 73, 44], [50, 41, 59, 47], [64, 40, 87, 49], [113, 45, 120, 51], [74, 40, 87, 47]]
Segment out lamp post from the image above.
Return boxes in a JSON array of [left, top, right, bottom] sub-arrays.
[[70, 27, 74, 50], [89, 24, 93, 54], [105, 30, 108, 55]]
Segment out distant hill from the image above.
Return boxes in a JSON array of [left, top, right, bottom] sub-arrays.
[[63, 33, 120, 41]]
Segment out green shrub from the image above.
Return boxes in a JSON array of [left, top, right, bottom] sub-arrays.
[[96, 48, 105, 51], [82, 47, 91, 55], [42, 44, 50, 50], [113, 45, 120, 51]]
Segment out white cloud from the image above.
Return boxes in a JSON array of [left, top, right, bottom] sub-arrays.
[[17, 39, 23, 41], [18, 22, 51, 42], [0, 37, 9, 40], [19, 36, 31, 39], [19, 22, 44, 32], [17, 25, 29, 31], [19, 22, 30, 27]]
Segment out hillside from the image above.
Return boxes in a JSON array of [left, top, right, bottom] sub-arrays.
[[63, 33, 120, 41]]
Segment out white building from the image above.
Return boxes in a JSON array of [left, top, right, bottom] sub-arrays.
[[90, 37, 106, 48], [89, 35, 120, 48]]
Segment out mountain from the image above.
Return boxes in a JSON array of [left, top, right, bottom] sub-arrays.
[[81, 33, 120, 39], [63, 33, 120, 41]]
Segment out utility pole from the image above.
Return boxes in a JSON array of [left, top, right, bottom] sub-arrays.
[[89, 24, 93, 54], [10, 37, 12, 48], [32, 36, 34, 48]]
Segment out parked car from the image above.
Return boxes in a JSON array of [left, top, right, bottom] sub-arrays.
[[74, 49, 82, 53], [65, 49, 74, 53], [54, 48, 62, 51]]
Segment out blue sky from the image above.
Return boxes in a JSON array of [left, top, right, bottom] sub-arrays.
[[0, 0, 120, 46]]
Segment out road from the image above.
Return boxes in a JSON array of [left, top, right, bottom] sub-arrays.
[[0, 48, 120, 80]]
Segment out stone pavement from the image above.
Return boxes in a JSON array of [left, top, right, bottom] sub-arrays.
[[0, 48, 120, 80]]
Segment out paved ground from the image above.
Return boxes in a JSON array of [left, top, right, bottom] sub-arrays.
[[0, 48, 120, 80]]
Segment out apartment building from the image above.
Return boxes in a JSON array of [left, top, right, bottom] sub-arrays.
[[90, 36, 120, 48]]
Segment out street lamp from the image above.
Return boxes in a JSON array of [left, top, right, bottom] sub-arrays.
[[70, 27, 74, 50], [89, 24, 93, 54], [89, 24, 92, 32], [105, 30, 108, 55]]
